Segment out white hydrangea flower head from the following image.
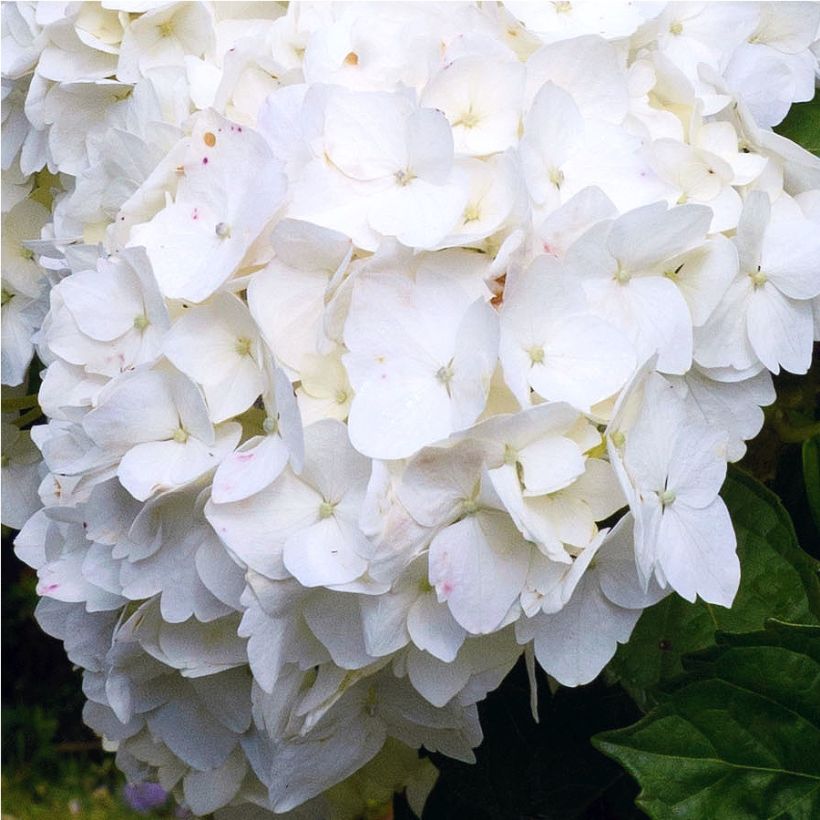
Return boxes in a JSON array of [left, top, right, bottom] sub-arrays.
[[4, 1, 820, 816]]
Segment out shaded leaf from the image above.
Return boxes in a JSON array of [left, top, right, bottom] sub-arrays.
[[595, 621, 820, 820], [775, 98, 820, 155], [803, 435, 820, 535]]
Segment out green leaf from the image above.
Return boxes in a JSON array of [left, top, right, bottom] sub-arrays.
[[594, 621, 820, 820], [608, 468, 820, 707], [775, 97, 820, 154], [803, 436, 820, 534]]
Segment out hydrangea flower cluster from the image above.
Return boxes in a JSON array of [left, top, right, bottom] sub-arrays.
[[3, 1, 820, 817]]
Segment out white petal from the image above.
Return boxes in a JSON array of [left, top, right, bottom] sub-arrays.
[[527, 575, 641, 687], [406, 649, 471, 708], [407, 592, 467, 662], [429, 512, 530, 635], [211, 435, 290, 504], [747, 284, 813, 374], [657, 497, 740, 606], [283, 516, 369, 588]]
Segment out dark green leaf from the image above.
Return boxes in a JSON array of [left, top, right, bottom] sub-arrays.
[[775, 98, 820, 155], [803, 436, 820, 534], [608, 468, 820, 707], [594, 621, 820, 820]]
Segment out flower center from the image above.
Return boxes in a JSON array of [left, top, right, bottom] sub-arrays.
[[463, 203, 482, 224], [658, 488, 676, 506], [394, 169, 416, 187], [133, 314, 149, 330], [453, 107, 481, 129], [436, 362, 454, 386], [613, 263, 631, 284], [749, 266, 767, 288], [318, 500, 336, 519], [172, 427, 189, 443]]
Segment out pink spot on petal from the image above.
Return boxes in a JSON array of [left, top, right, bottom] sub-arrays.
[[202, 157, 209, 165], [442, 580, 454, 595], [236, 452, 255, 462]]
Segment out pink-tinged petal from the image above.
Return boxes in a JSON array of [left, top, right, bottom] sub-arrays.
[[205, 470, 320, 579], [211, 435, 290, 504], [429, 511, 530, 635]]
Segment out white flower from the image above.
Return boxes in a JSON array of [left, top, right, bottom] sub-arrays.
[[344, 269, 498, 459], [5, 2, 820, 814], [614, 374, 740, 605], [83, 366, 241, 501], [499, 254, 636, 409], [128, 110, 286, 302], [206, 419, 372, 588], [696, 192, 820, 375], [516, 514, 667, 686]]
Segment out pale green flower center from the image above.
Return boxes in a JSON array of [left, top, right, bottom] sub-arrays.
[[659, 488, 676, 506], [436, 363, 454, 385], [613, 263, 631, 284], [749, 267, 767, 288], [453, 107, 481, 129], [462, 497, 479, 515]]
